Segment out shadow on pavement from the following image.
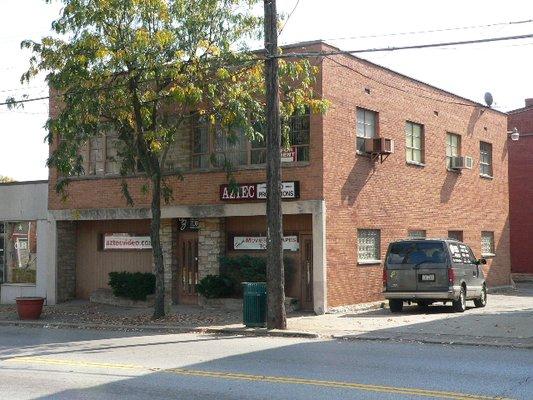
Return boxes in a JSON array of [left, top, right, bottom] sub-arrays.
[[3, 332, 529, 400]]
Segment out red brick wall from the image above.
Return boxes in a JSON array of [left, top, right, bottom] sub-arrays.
[[508, 107, 533, 274], [48, 41, 512, 307], [47, 44, 325, 211], [321, 49, 511, 307]]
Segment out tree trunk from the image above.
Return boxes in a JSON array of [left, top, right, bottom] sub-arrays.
[[264, 0, 286, 330], [151, 174, 165, 319]]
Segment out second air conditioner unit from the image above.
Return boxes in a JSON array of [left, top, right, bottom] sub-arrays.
[[364, 137, 395, 154], [451, 155, 473, 170]]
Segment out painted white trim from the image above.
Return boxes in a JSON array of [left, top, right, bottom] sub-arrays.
[[358, 259, 382, 265], [312, 200, 327, 315]]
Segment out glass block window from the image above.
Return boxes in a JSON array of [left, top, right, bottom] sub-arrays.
[[357, 229, 381, 261], [446, 133, 461, 169], [448, 231, 463, 242], [408, 230, 426, 238], [481, 231, 495, 256], [479, 142, 493, 177], [405, 121, 424, 164], [356, 108, 377, 153]]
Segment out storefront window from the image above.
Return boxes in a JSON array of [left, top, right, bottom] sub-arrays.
[[2, 221, 37, 284]]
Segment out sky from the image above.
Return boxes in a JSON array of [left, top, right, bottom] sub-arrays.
[[0, 0, 532, 181]]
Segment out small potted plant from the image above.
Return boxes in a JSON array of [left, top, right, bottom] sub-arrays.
[[16, 297, 45, 320]]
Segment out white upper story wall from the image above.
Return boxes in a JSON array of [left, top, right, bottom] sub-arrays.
[[0, 181, 48, 221]]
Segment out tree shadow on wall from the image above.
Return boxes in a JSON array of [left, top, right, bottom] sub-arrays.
[[340, 156, 377, 206], [439, 171, 459, 203]]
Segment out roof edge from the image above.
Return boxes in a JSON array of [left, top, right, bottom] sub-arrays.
[[281, 40, 507, 117]]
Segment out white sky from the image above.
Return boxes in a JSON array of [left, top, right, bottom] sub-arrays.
[[1, 0, 532, 181]]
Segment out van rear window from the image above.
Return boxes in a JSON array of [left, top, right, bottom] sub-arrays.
[[387, 242, 447, 264]]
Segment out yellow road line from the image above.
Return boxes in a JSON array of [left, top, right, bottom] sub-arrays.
[[3, 357, 512, 400]]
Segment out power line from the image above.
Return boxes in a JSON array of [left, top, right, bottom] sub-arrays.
[[277, 33, 533, 58], [278, 0, 301, 36], [324, 55, 481, 108], [3, 32, 531, 108], [319, 18, 533, 42]]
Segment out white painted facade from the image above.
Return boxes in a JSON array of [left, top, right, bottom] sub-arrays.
[[0, 181, 56, 304]]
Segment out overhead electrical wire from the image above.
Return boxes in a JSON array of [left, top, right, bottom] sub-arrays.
[[276, 33, 533, 58], [278, 0, 301, 36], [319, 18, 533, 42], [2, 31, 532, 108]]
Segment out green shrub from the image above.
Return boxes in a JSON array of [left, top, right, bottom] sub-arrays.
[[196, 275, 234, 299], [108, 271, 156, 301], [220, 255, 295, 296]]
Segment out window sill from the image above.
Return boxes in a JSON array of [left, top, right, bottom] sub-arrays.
[[406, 161, 425, 167], [357, 259, 382, 265], [480, 174, 493, 180], [481, 253, 496, 258]]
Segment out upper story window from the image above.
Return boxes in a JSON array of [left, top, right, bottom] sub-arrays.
[[191, 111, 310, 169], [479, 141, 493, 178], [446, 132, 461, 169], [405, 121, 424, 164], [86, 132, 121, 176], [356, 107, 377, 153]]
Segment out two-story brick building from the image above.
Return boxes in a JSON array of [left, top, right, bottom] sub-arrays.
[[507, 99, 533, 278], [47, 41, 511, 313]]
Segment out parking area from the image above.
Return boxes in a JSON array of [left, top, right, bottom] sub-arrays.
[[285, 283, 533, 346]]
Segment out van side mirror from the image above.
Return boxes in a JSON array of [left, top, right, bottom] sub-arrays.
[[477, 258, 487, 265]]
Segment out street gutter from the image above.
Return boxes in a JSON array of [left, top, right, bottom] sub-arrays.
[[0, 319, 531, 348]]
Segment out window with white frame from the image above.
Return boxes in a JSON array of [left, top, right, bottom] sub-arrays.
[[357, 229, 381, 262], [479, 142, 493, 177], [446, 132, 461, 169], [356, 108, 377, 153], [481, 231, 495, 256], [408, 230, 426, 238], [405, 121, 424, 164]]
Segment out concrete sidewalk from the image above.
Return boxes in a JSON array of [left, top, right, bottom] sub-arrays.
[[1, 284, 531, 348]]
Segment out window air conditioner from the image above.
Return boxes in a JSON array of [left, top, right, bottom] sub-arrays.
[[451, 156, 473, 170], [364, 137, 395, 154]]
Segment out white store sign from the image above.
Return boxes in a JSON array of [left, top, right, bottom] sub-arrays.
[[104, 235, 152, 250], [233, 236, 299, 251], [256, 182, 298, 200]]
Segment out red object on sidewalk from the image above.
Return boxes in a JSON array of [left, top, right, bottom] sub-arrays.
[[16, 297, 45, 320]]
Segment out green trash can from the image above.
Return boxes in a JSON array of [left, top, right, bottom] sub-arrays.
[[242, 282, 267, 327]]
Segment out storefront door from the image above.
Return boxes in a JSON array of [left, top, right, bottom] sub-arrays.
[[300, 234, 313, 310], [177, 231, 199, 304]]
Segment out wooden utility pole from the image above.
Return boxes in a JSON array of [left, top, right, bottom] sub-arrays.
[[264, 0, 286, 329]]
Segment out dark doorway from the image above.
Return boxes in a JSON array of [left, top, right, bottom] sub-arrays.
[[177, 231, 199, 304], [300, 234, 313, 310]]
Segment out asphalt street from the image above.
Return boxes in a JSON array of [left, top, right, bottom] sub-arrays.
[[0, 326, 531, 399]]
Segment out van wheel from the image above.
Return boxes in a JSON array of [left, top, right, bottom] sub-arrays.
[[474, 285, 487, 308], [389, 299, 403, 313], [452, 287, 466, 312]]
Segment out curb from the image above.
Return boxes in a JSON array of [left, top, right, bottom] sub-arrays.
[[1, 320, 530, 348], [332, 333, 533, 349], [0, 320, 319, 339]]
